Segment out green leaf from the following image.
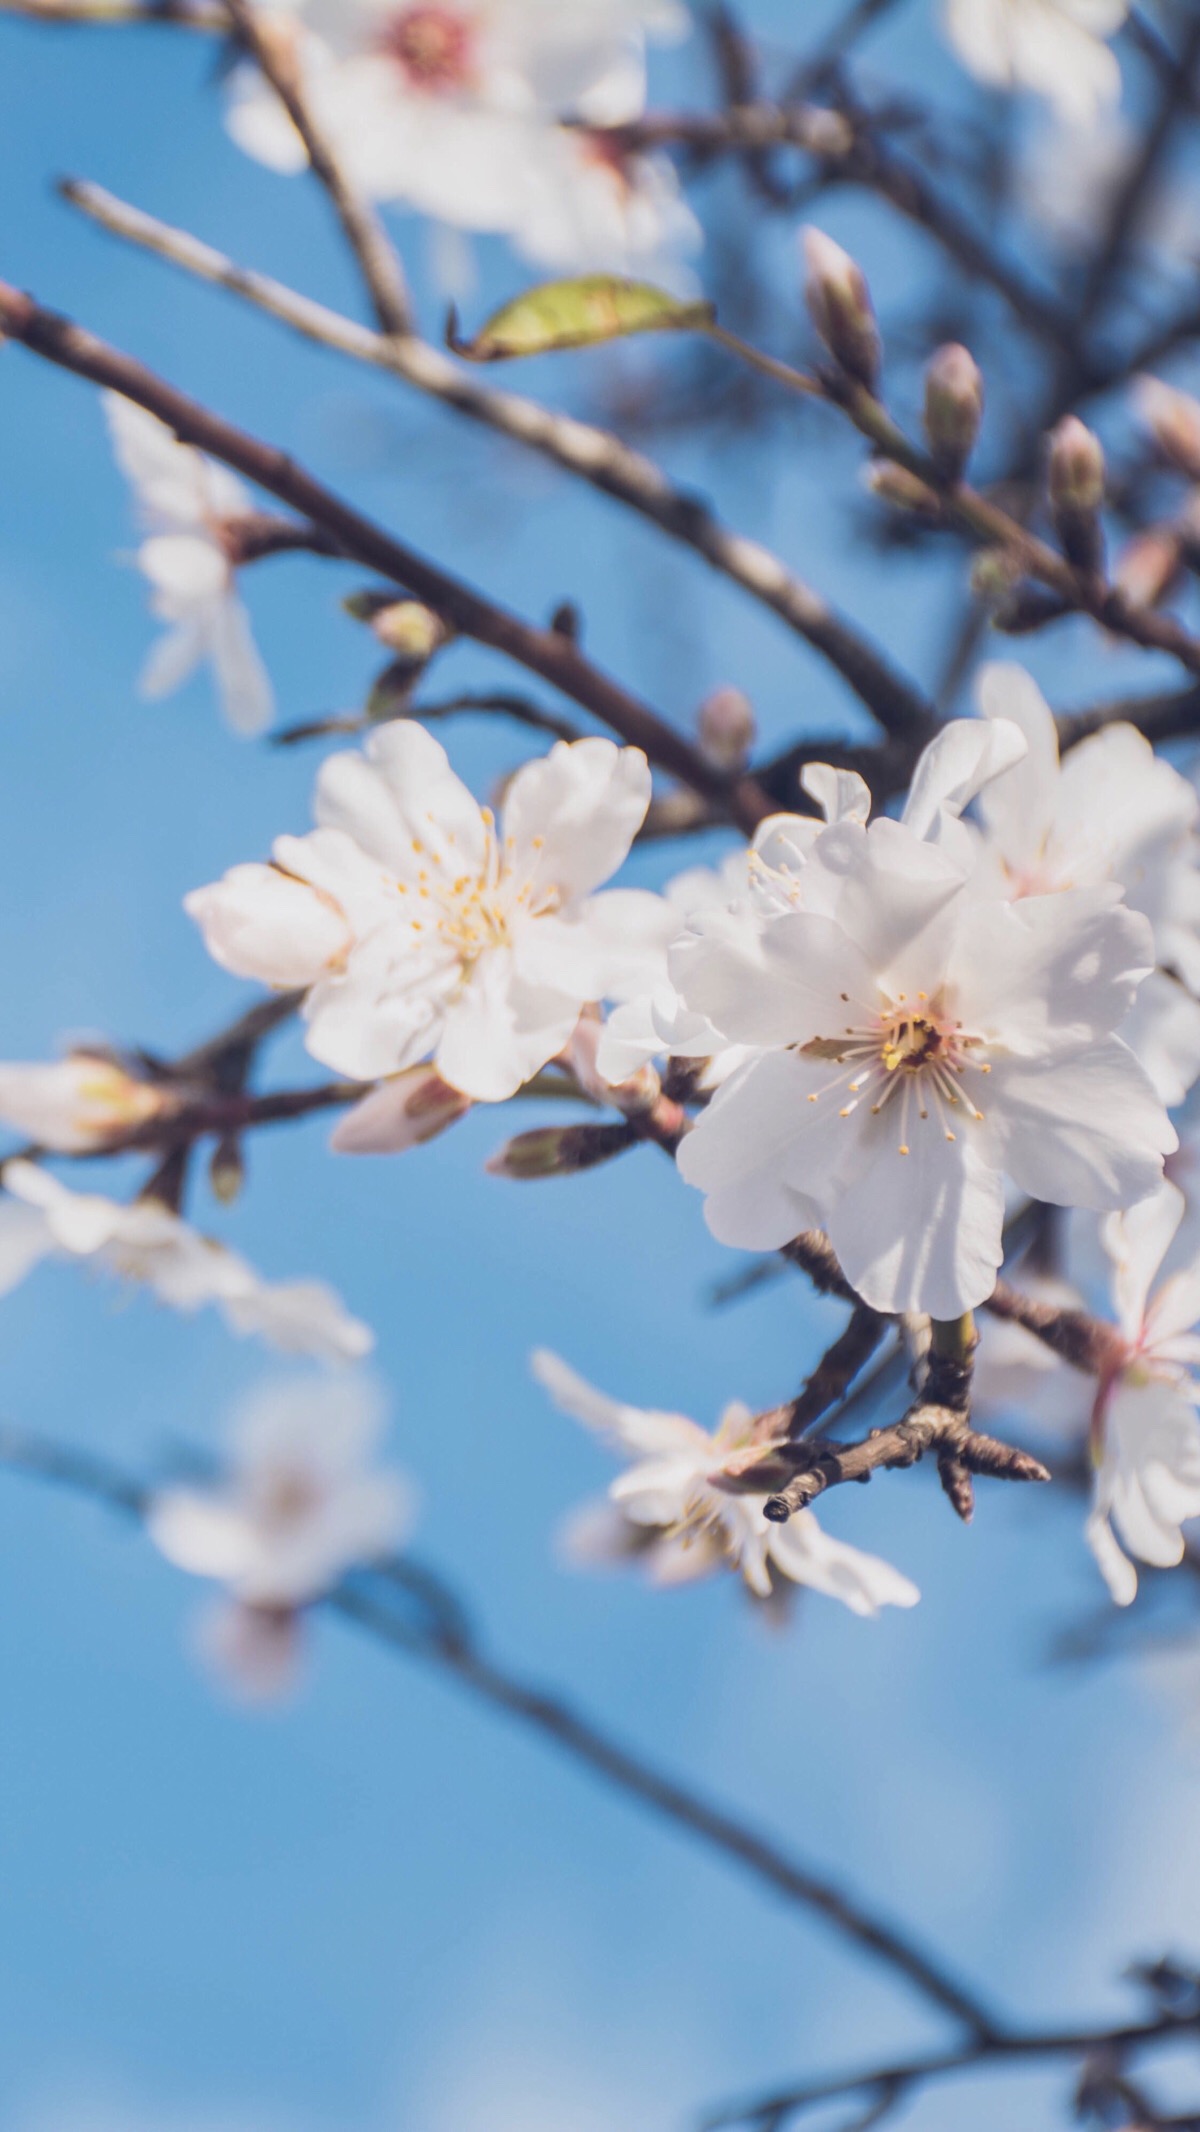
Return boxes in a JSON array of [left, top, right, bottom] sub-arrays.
[[446, 277, 714, 363]]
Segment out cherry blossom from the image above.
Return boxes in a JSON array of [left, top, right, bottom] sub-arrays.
[[104, 392, 274, 738], [671, 722, 1173, 1318], [225, 0, 693, 272], [0, 1160, 372, 1361], [943, 0, 1127, 124], [187, 725, 657, 1103], [976, 662, 1200, 1105], [532, 1350, 920, 1615], [0, 1053, 176, 1154], [150, 1374, 411, 1693]]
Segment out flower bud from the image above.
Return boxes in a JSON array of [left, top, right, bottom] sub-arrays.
[[923, 343, 983, 481], [696, 685, 756, 772], [330, 1068, 471, 1155], [0, 1053, 175, 1153], [1047, 416, 1106, 573], [209, 1133, 245, 1205], [1134, 376, 1200, 481], [800, 226, 881, 389], [1113, 525, 1183, 612], [862, 460, 942, 516], [486, 1121, 636, 1180], [369, 600, 451, 661]]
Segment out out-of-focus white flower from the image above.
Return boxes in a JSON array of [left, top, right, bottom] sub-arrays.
[[226, 0, 692, 272], [0, 1160, 372, 1361], [533, 1349, 920, 1615], [671, 719, 1173, 1318], [976, 662, 1200, 1105], [1087, 1184, 1200, 1603], [104, 392, 274, 737], [150, 1374, 411, 1695], [943, 0, 1127, 124], [514, 126, 701, 280], [187, 725, 658, 1104], [0, 1054, 176, 1154]]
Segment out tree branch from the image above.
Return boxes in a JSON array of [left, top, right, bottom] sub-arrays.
[[0, 274, 772, 828]]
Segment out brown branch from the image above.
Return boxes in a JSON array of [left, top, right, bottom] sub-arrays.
[[58, 180, 938, 748], [0, 275, 771, 830], [0, 1422, 1001, 2038], [220, 0, 413, 338]]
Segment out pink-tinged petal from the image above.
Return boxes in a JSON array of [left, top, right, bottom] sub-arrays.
[[208, 593, 274, 738], [901, 714, 1027, 841], [199, 1602, 304, 1704], [531, 1349, 710, 1459], [830, 1128, 1006, 1317], [435, 952, 579, 1101], [502, 738, 651, 901], [185, 864, 351, 988], [330, 1070, 470, 1155], [670, 906, 874, 1051], [976, 663, 1061, 870], [987, 1040, 1173, 1212], [953, 888, 1152, 1053], [315, 721, 487, 879], [1103, 1182, 1185, 1343]]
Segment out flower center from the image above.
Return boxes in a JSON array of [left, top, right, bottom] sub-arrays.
[[799, 987, 990, 1154], [379, 4, 474, 91], [394, 812, 561, 972]]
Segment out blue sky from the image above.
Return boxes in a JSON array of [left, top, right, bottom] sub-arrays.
[[2, 5, 1200, 2129]]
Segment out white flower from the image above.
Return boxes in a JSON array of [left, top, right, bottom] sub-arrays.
[[0, 1054, 175, 1153], [1086, 1184, 1200, 1602], [672, 719, 1173, 1318], [532, 1350, 920, 1615], [149, 1374, 410, 1606], [943, 0, 1127, 124], [226, 0, 691, 269], [976, 662, 1200, 1105], [186, 725, 655, 1103], [104, 391, 273, 737], [0, 1160, 372, 1361], [514, 126, 701, 281]]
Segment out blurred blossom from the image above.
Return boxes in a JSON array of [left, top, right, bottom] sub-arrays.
[[150, 1373, 412, 1695], [104, 393, 274, 738], [943, 0, 1127, 124], [0, 1054, 176, 1153], [533, 1349, 919, 1615], [0, 1160, 372, 1361], [225, 0, 696, 275]]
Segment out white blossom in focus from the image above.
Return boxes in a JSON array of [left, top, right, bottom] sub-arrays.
[[943, 0, 1127, 124], [186, 726, 657, 1103], [0, 1054, 175, 1154], [532, 1350, 920, 1615], [104, 392, 274, 737], [150, 1374, 410, 1694], [672, 720, 1173, 1318], [0, 1160, 372, 1361], [225, 0, 693, 271], [976, 662, 1200, 1105]]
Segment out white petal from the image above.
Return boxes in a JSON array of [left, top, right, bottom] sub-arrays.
[[767, 1507, 920, 1614], [532, 1348, 710, 1458], [988, 1040, 1173, 1213], [208, 593, 275, 738], [901, 715, 1028, 841], [830, 1128, 1007, 1318], [434, 951, 578, 1101], [185, 864, 351, 988], [0, 1199, 53, 1296], [670, 906, 874, 1051], [501, 738, 651, 901], [315, 720, 488, 879], [976, 663, 1061, 870], [1103, 1181, 1185, 1342], [138, 621, 205, 702]]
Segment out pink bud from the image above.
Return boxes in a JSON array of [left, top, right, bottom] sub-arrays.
[[330, 1068, 471, 1155], [801, 226, 881, 389], [696, 685, 756, 772], [923, 343, 984, 481], [1135, 377, 1200, 481]]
